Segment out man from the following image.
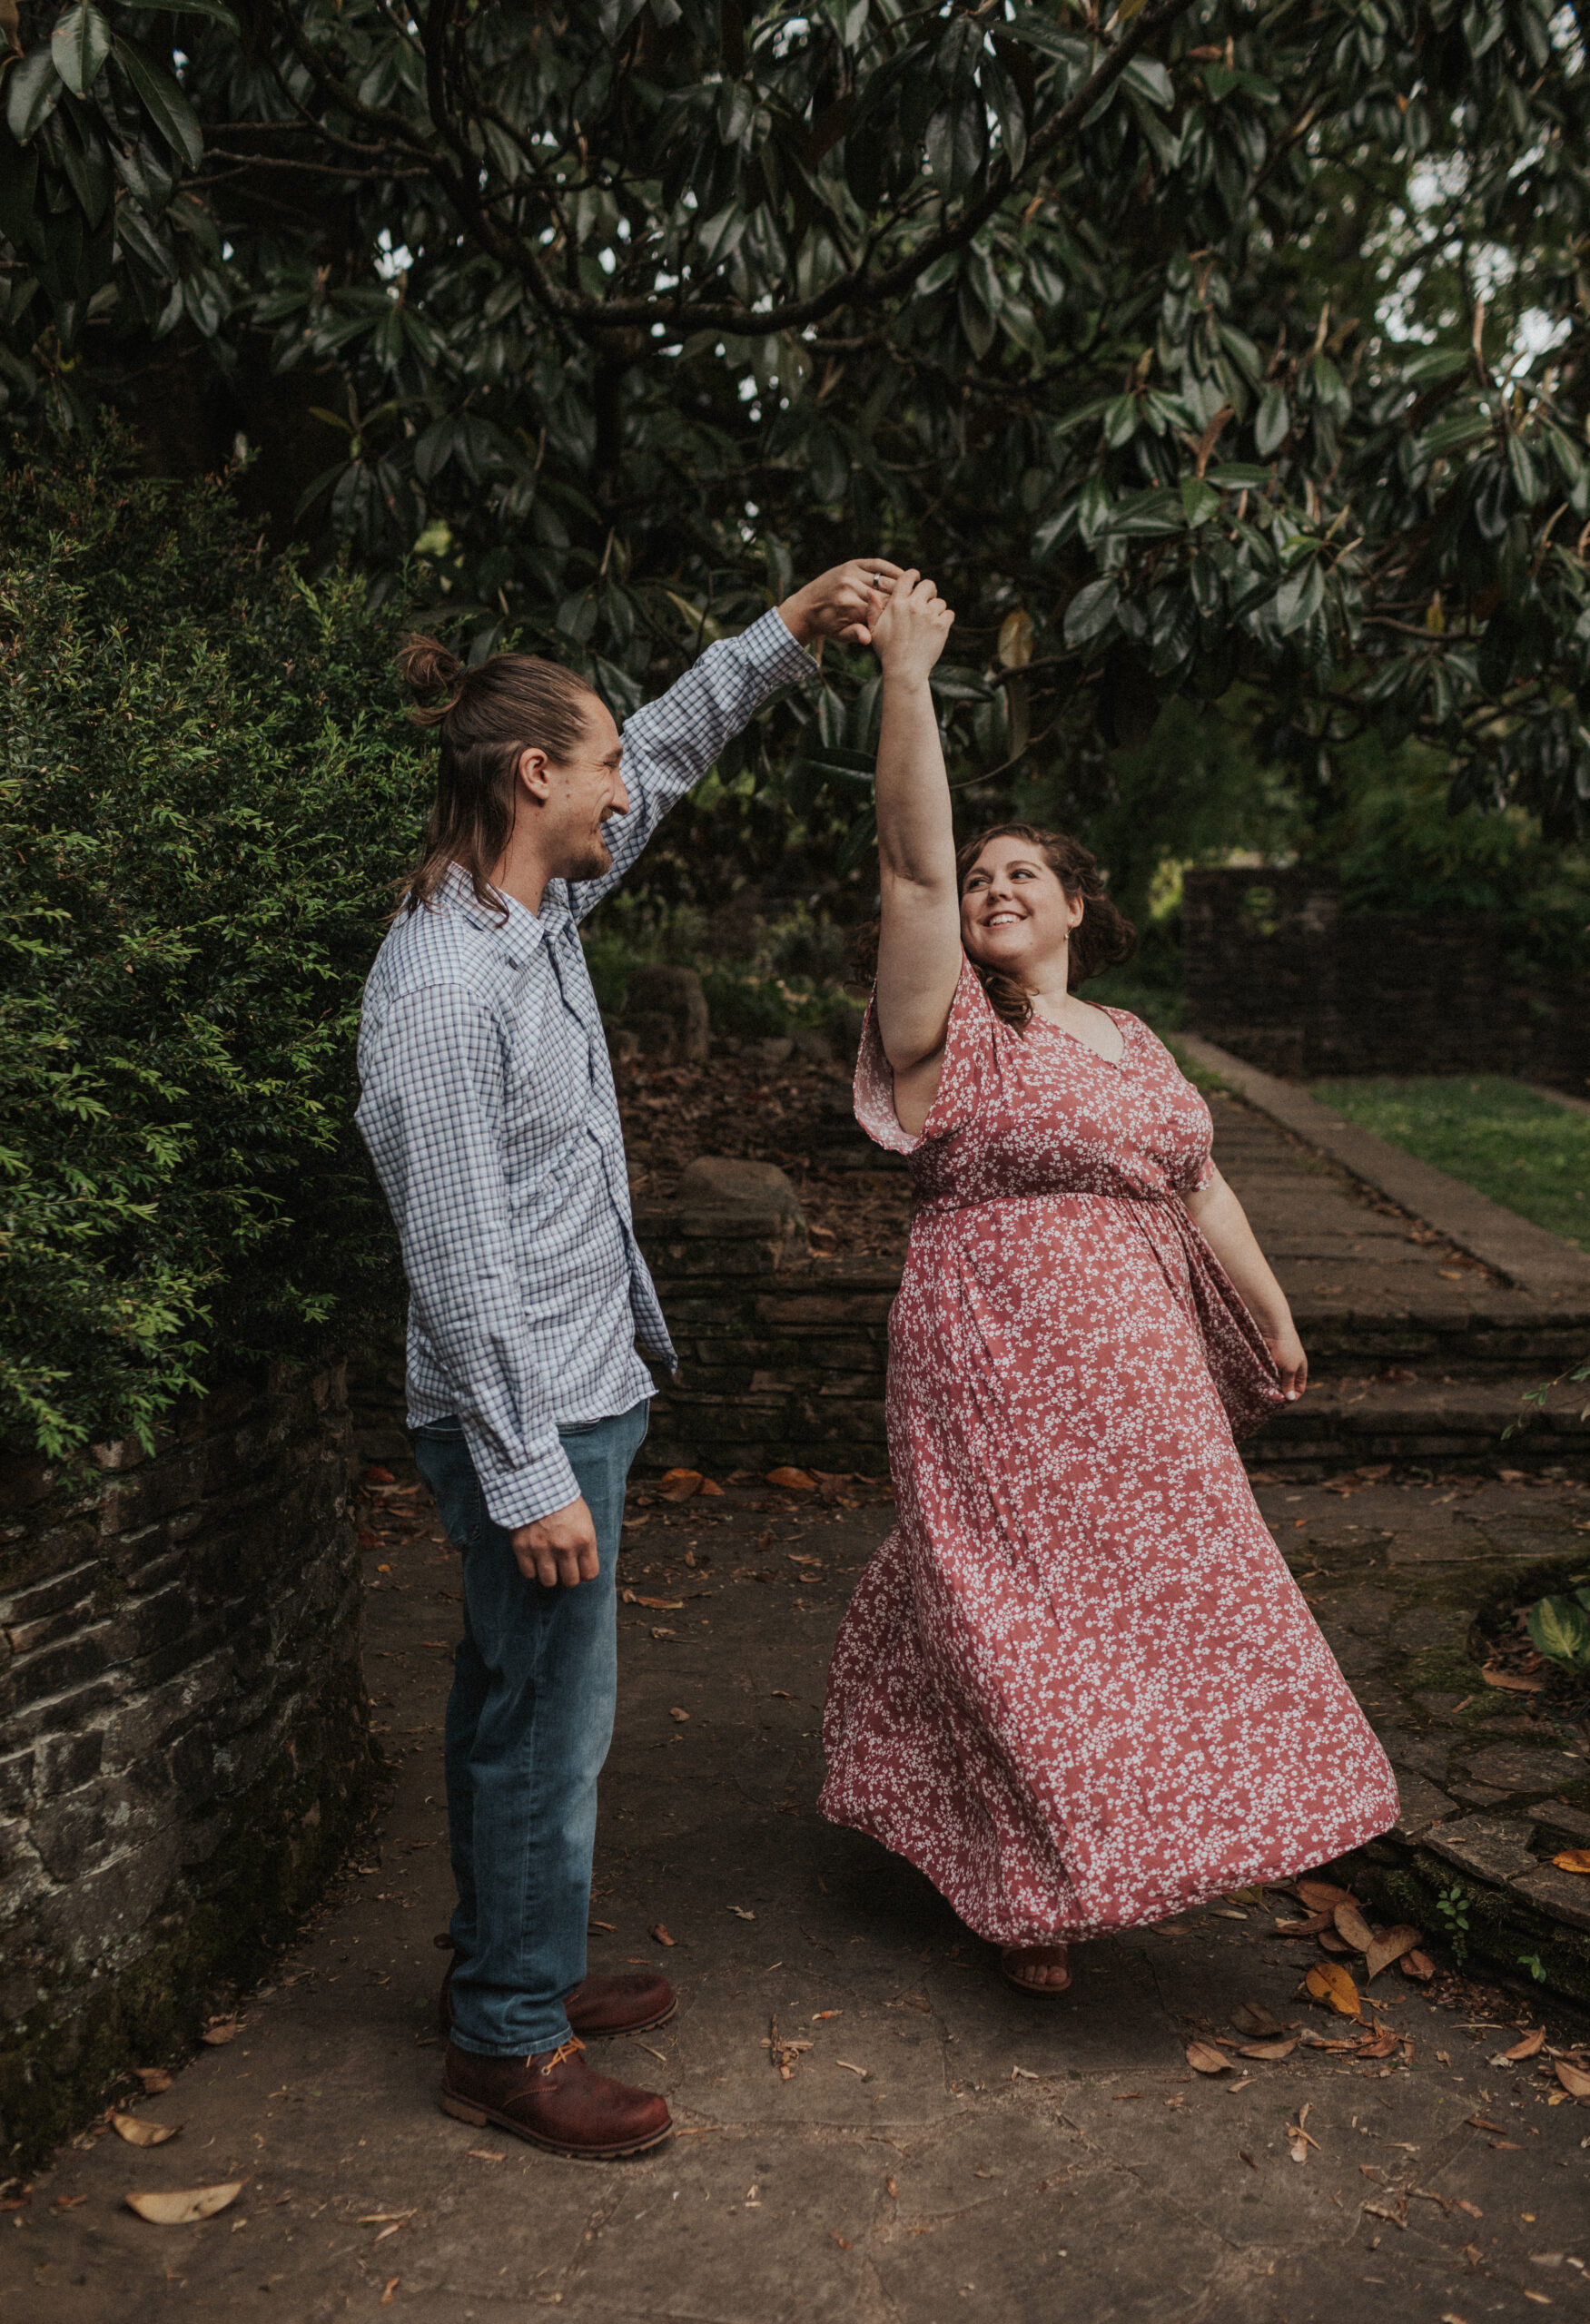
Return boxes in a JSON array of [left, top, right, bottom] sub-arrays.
[[356, 559, 900, 2159]]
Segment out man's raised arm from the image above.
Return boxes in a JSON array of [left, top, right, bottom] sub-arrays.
[[568, 558, 901, 918]]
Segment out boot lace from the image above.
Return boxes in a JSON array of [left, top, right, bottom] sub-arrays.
[[538, 2036, 586, 2077]]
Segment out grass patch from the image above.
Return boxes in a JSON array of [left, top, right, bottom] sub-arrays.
[[1309, 1076, 1590, 1251]]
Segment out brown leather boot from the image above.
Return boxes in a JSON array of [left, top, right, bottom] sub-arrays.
[[435, 1935, 676, 2039], [439, 2037, 671, 2159]]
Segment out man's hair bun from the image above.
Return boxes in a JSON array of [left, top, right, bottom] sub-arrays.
[[395, 634, 465, 726]]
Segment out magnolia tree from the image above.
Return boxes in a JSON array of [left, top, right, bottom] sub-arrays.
[[3, 0, 1588, 881]]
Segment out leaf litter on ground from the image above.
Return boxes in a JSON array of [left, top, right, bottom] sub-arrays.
[[111, 2113, 180, 2148], [125, 2182, 246, 2225]]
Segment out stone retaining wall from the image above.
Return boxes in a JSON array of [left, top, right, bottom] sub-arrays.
[[1181, 865, 1590, 1085], [0, 1363, 373, 2165]]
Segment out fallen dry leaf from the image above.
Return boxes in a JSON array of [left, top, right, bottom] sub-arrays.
[[1230, 2002, 1286, 2039], [1274, 1910, 1335, 1938], [467, 2150, 504, 2163], [1555, 2060, 1590, 2100], [1288, 2102, 1318, 2164], [588, 1918, 616, 1932], [1455, 2198, 1483, 2220], [1505, 2029, 1546, 2062], [1297, 1878, 1358, 1912], [763, 2016, 813, 2080], [381, 2282, 400, 2308], [1334, 1904, 1376, 1953], [125, 2181, 246, 2226], [1363, 2197, 1407, 2226], [1551, 1850, 1590, 1876], [634, 1595, 685, 1611], [657, 1469, 704, 1502], [1239, 2039, 1299, 2062], [1318, 1930, 1355, 1955], [835, 2060, 870, 2080], [1186, 2042, 1230, 2074], [200, 2021, 239, 2047], [1398, 1948, 1437, 1982], [811, 2010, 842, 2022], [886, 2177, 898, 2199], [668, 1707, 690, 1722], [111, 2113, 181, 2149], [698, 1477, 725, 1497], [1365, 1924, 1420, 1980], [832, 2232, 853, 2250], [1305, 1962, 1361, 2018], [1480, 1663, 1545, 1693], [132, 2068, 172, 2095], [728, 1905, 755, 1920], [766, 1467, 817, 1491], [648, 1924, 676, 1946]]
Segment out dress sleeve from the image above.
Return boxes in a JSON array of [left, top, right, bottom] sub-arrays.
[[1159, 1029, 1217, 1196], [853, 955, 997, 1154]]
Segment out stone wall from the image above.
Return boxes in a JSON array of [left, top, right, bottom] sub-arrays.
[[1181, 865, 1590, 1084], [637, 1219, 894, 1478], [0, 1362, 373, 2166]]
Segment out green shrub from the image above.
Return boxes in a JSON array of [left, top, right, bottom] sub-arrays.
[[1, 444, 426, 1458]]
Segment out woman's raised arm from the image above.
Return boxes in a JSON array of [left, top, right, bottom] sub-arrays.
[[871, 572, 962, 1133]]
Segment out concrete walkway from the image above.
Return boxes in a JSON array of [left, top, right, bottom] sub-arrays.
[[7, 1464, 1590, 2324]]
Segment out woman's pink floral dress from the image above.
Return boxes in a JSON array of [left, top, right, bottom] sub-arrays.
[[819, 962, 1398, 1945]]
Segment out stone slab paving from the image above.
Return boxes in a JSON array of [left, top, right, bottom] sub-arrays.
[[1180, 1040, 1590, 1315], [1204, 1092, 1590, 1468], [6, 1466, 1590, 2324]]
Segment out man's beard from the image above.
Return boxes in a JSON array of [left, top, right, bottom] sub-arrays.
[[568, 824, 614, 881]]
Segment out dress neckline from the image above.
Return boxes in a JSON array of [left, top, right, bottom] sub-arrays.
[[1031, 1003, 1131, 1069]]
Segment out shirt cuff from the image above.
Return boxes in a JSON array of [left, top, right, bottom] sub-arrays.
[[743, 606, 820, 686], [469, 1431, 583, 1533]]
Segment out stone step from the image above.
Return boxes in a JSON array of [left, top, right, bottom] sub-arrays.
[[1254, 1374, 1590, 1476]]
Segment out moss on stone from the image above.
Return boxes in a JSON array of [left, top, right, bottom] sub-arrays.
[[0, 1682, 374, 2170]]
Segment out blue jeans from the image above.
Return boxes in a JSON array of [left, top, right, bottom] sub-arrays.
[[411, 1398, 649, 2058]]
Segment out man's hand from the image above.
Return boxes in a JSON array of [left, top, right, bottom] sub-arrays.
[[871, 569, 954, 683], [510, 1495, 600, 1587], [780, 558, 904, 648]]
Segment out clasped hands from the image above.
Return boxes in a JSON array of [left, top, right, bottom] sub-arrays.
[[778, 558, 953, 667]]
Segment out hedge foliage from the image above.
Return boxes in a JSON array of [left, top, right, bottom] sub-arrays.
[[1, 445, 427, 1459]]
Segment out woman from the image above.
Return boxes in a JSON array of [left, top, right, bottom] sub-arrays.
[[819, 573, 1398, 1995]]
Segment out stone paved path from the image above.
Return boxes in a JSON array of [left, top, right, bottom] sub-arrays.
[[7, 1464, 1590, 2324]]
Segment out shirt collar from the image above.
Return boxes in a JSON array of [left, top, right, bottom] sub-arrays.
[[440, 863, 553, 969]]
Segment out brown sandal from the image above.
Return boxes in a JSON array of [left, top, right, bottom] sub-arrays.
[[1000, 1944, 1072, 1995]]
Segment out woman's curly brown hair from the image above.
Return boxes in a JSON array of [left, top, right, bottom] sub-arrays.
[[848, 822, 1136, 1030]]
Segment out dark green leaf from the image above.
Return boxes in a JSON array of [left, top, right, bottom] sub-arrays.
[[5, 46, 62, 141], [1064, 577, 1120, 647], [50, 5, 112, 97], [112, 37, 202, 171], [1255, 386, 1289, 458]]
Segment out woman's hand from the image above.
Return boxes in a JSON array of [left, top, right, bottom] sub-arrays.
[[872, 569, 954, 683], [780, 558, 904, 646], [1263, 1324, 1308, 1402]]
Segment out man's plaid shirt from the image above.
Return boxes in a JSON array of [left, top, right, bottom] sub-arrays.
[[356, 609, 815, 1529]]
